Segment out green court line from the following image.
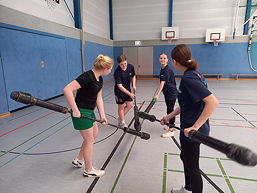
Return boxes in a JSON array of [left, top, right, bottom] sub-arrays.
[[167, 153, 257, 193], [168, 153, 257, 182], [168, 169, 257, 182], [168, 153, 180, 156], [218, 157, 231, 161], [162, 153, 168, 193], [216, 159, 235, 193], [229, 176, 257, 182], [169, 169, 223, 178], [168, 153, 231, 161], [110, 136, 137, 193]]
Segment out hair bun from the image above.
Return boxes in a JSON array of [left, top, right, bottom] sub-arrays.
[[97, 54, 104, 60]]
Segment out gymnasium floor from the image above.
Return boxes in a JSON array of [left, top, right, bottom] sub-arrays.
[[0, 79, 257, 193]]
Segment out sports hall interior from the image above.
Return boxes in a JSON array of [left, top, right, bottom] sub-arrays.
[[0, 1, 257, 193]]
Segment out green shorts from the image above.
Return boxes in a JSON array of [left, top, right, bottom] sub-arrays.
[[71, 108, 96, 130]]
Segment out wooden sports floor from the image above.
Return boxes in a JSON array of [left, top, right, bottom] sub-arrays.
[[1, 79, 257, 193]]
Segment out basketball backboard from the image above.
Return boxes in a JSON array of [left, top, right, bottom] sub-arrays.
[[161, 27, 179, 40], [206, 28, 225, 42]]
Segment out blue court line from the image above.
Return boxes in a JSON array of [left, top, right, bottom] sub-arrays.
[[0, 121, 71, 169]]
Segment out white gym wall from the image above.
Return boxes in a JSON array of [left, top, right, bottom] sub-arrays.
[[112, 0, 169, 41], [172, 0, 247, 38], [84, 0, 110, 40], [112, 0, 247, 41], [0, 0, 75, 27]]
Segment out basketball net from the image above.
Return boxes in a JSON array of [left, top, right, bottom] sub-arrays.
[[45, 0, 57, 9], [168, 37, 173, 44], [213, 39, 219, 47]]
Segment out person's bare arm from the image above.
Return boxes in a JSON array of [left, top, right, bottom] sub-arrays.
[[63, 80, 81, 117], [154, 81, 165, 101], [132, 76, 136, 91], [117, 84, 135, 99], [96, 89, 107, 125], [161, 106, 180, 125]]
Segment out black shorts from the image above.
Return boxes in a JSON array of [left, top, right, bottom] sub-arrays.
[[115, 95, 133, 104]]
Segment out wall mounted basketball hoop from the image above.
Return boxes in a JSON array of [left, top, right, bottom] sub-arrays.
[[166, 31, 175, 44], [161, 27, 179, 44], [206, 28, 225, 47], [213, 39, 219, 47]]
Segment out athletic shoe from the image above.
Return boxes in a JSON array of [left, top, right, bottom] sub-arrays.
[[171, 187, 191, 193], [72, 158, 84, 168], [118, 120, 127, 128], [161, 130, 175, 138], [83, 167, 105, 178]]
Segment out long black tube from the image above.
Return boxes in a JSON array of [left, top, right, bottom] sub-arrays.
[[10, 91, 69, 114], [138, 111, 257, 166], [144, 98, 156, 113], [133, 90, 141, 131], [188, 130, 257, 166], [10, 91, 150, 140]]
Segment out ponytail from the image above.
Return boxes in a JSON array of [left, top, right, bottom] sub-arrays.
[[184, 59, 198, 70]]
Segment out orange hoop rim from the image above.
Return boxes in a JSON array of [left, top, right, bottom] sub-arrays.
[[212, 39, 220, 42]]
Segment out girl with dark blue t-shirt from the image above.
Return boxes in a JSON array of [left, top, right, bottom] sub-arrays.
[[114, 55, 136, 128], [154, 53, 177, 138], [161, 44, 219, 193]]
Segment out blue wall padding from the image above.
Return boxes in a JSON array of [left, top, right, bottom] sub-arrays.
[[65, 37, 82, 82], [0, 56, 9, 113], [0, 23, 83, 112], [84, 41, 114, 80], [0, 27, 69, 110], [113, 47, 123, 69], [153, 43, 250, 77]]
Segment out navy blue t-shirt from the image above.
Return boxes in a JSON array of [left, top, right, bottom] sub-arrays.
[[114, 64, 135, 97], [178, 69, 212, 142], [160, 65, 177, 100]]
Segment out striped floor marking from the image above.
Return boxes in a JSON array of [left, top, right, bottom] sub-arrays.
[[162, 153, 168, 193], [165, 153, 257, 193], [110, 135, 137, 193], [0, 121, 71, 168], [0, 112, 54, 137], [0, 116, 70, 158], [216, 159, 235, 193], [167, 169, 257, 182]]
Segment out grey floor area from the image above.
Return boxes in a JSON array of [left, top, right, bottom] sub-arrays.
[[0, 79, 257, 193]]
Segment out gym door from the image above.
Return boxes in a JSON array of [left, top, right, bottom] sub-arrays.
[[123, 47, 153, 76]]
